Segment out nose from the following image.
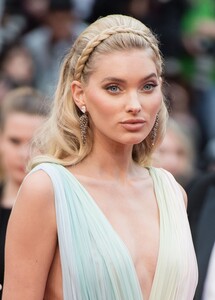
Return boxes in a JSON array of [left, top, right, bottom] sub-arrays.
[[126, 93, 142, 114]]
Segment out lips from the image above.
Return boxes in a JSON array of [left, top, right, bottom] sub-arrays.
[[120, 119, 145, 131], [121, 119, 145, 124]]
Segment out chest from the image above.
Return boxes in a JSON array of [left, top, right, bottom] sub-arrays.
[[79, 180, 160, 296], [47, 165, 198, 300]]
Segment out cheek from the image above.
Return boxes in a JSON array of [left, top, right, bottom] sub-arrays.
[[145, 94, 162, 129], [0, 139, 21, 167], [0, 140, 11, 158], [86, 93, 117, 122], [0, 144, 17, 166], [151, 91, 163, 112], [89, 107, 114, 131]]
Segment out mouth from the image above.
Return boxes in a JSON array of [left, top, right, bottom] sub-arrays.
[[120, 119, 145, 131], [121, 119, 145, 124]]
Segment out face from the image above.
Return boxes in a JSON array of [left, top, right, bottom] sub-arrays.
[[153, 129, 190, 176], [4, 49, 34, 84], [0, 112, 44, 186], [73, 49, 162, 147], [47, 11, 73, 40]]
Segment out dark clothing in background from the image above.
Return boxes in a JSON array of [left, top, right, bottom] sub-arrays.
[[187, 172, 215, 300], [0, 185, 12, 300]]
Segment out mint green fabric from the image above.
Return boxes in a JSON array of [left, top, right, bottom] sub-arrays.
[[31, 163, 198, 300]]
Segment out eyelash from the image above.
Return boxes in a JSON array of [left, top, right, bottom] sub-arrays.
[[105, 83, 158, 93], [106, 85, 121, 93], [143, 83, 158, 91]]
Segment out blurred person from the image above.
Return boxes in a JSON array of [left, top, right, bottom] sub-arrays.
[[152, 117, 199, 189], [203, 138, 215, 171], [72, 0, 95, 20], [0, 86, 50, 298], [87, 0, 130, 23], [1, 0, 50, 47], [22, 0, 87, 96], [181, 0, 215, 146], [89, 0, 190, 78], [187, 171, 215, 300], [148, 0, 189, 77], [163, 78, 202, 154], [0, 78, 11, 106], [21, 0, 50, 32], [0, 42, 35, 101], [126, 0, 189, 78], [3, 14, 198, 299], [0, 0, 26, 53]]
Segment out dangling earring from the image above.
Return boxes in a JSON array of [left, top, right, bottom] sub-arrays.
[[151, 114, 159, 147], [79, 106, 88, 144]]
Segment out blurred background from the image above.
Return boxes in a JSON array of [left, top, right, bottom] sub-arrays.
[[0, 1, 215, 299], [1, 0, 215, 180]]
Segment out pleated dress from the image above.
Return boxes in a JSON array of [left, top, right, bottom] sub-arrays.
[[31, 163, 198, 300]]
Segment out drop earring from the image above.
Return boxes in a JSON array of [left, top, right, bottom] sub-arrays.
[[151, 114, 159, 147], [79, 106, 88, 144]]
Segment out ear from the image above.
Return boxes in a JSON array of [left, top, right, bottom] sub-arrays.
[[71, 80, 85, 110]]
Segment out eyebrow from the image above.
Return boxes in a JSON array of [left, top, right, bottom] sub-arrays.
[[100, 73, 158, 84]]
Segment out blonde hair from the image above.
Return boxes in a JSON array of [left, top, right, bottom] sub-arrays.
[[31, 14, 168, 168], [0, 87, 50, 129], [0, 86, 50, 180]]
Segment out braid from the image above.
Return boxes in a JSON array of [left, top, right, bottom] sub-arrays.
[[74, 26, 160, 81]]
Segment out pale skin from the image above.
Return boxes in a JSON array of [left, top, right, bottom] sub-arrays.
[[3, 49, 187, 299], [0, 113, 45, 295], [0, 113, 45, 208], [152, 129, 191, 178]]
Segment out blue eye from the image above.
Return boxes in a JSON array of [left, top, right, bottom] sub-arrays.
[[143, 84, 157, 91], [106, 85, 120, 93]]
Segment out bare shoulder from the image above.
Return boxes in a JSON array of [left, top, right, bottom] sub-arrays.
[[19, 169, 54, 202], [3, 170, 58, 299], [9, 169, 56, 238], [8, 167, 57, 230]]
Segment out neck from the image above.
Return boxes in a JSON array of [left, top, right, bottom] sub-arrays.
[[75, 138, 141, 182], [1, 179, 21, 208]]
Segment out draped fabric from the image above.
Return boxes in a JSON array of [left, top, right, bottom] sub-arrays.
[[31, 163, 198, 300]]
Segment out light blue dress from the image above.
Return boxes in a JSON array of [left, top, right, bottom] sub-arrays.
[[31, 163, 198, 300]]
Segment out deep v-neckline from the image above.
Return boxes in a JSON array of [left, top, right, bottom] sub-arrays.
[[61, 165, 161, 300]]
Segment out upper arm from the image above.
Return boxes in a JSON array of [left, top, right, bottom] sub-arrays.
[[3, 170, 57, 300]]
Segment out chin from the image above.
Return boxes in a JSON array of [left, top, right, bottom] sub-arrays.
[[123, 138, 144, 146], [121, 132, 147, 145]]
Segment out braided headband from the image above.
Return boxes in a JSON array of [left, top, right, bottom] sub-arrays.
[[74, 26, 159, 81]]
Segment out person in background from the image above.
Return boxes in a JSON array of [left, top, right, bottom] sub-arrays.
[[0, 86, 50, 298], [152, 117, 199, 190], [22, 0, 87, 96], [3, 14, 198, 299], [0, 43, 35, 102], [187, 171, 215, 300], [181, 0, 215, 147]]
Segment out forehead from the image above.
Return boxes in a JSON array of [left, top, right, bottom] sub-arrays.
[[89, 49, 158, 80], [2, 112, 44, 133]]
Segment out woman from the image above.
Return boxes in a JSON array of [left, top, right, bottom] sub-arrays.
[[0, 86, 50, 298], [152, 117, 198, 189], [3, 15, 198, 300]]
